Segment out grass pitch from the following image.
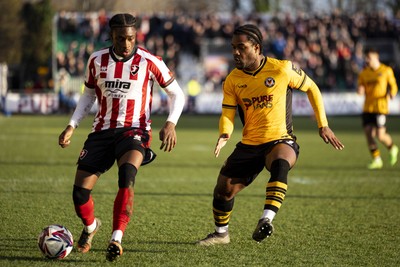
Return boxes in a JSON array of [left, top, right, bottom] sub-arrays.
[[0, 114, 399, 266]]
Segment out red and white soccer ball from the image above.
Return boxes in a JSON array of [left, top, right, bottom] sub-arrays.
[[38, 224, 74, 259]]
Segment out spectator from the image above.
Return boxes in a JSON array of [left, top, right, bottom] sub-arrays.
[[55, 10, 399, 93]]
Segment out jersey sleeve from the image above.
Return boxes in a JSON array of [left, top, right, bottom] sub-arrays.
[[163, 80, 185, 125], [387, 66, 398, 97], [148, 55, 174, 88], [287, 61, 328, 128], [69, 86, 97, 128], [357, 70, 365, 87], [219, 78, 237, 136], [84, 54, 98, 89]]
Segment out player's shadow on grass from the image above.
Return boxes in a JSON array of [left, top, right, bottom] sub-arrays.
[[90, 240, 195, 254], [133, 191, 400, 200], [137, 240, 196, 245], [2, 189, 400, 200], [0, 160, 74, 167], [90, 246, 169, 254], [0, 238, 91, 263], [0, 255, 88, 263]]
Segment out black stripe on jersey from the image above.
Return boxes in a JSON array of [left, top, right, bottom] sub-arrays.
[[237, 105, 245, 126], [222, 104, 237, 109], [286, 87, 296, 140], [297, 74, 307, 91]]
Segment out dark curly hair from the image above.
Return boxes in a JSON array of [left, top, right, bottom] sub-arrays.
[[233, 24, 263, 54], [109, 13, 137, 29]]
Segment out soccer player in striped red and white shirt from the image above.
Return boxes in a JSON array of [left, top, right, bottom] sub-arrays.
[[58, 13, 185, 261]]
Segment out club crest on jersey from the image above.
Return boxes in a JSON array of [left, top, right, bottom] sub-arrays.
[[131, 65, 139, 76], [79, 149, 88, 160], [264, 77, 275, 88]]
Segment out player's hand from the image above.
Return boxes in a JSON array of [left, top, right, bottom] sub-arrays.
[[59, 125, 74, 148], [214, 134, 230, 157], [319, 126, 344, 150], [159, 121, 177, 152]]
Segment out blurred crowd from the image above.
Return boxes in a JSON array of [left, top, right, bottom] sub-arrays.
[[56, 9, 400, 93]]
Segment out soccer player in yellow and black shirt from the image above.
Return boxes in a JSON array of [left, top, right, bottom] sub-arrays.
[[197, 24, 344, 246], [357, 48, 398, 169]]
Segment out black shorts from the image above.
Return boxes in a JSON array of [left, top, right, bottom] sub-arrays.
[[77, 127, 151, 174], [362, 113, 387, 128], [220, 139, 300, 184]]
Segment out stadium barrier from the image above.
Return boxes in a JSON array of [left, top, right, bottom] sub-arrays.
[[4, 91, 400, 115]]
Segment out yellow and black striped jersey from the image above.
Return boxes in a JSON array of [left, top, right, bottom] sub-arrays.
[[220, 57, 328, 145], [358, 63, 398, 114]]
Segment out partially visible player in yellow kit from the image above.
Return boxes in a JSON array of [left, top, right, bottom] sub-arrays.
[[357, 48, 398, 169], [197, 24, 344, 246]]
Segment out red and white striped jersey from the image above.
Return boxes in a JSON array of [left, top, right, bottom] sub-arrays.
[[85, 46, 174, 132]]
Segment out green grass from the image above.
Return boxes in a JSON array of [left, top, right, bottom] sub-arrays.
[[0, 114, 399, 266]]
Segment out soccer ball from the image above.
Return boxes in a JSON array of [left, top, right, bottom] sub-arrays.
[[38, 224, 74, 259]]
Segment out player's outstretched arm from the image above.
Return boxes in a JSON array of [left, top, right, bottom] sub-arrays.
[[59, 125, 74, 148], [319, 126, 344, 150]]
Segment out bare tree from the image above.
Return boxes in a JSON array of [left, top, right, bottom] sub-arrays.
[[0, 0, 23, 64]]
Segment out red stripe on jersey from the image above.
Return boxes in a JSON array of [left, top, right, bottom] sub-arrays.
[[110, 98, 120, 128], [100, 53, 109, 79], [139, 66, 150, 129], [129, 55, 141, 80], [114, 61, 123, 79], [95, 96, 107, 131], [124, 99, 135, 127], [86, 57, 97, 87], [148, 57, 169, 87]]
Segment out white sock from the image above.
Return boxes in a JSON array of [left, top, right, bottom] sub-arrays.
[[111, 230, 123, 243], [85, 219, 97, 233], [215, 225, 229, 234], [262, 210, 276, 222]]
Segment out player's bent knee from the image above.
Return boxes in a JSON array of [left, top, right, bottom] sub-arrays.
[[118, 163, 137, 188], [72, 185, 91, 205], [270, 159, 290, 183], [214, 191, 235, 201]]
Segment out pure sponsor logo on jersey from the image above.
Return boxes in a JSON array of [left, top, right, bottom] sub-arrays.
[[238, 83, 247, 88], [242, 94, 273, 110], [264, 77, 275, 87], [104, 79, 131, 98], [366, 80, 378, 87]]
